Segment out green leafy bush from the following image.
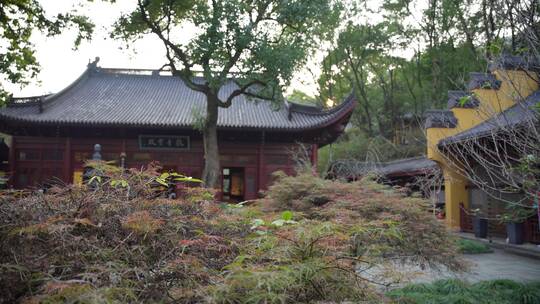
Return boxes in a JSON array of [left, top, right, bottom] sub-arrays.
[[211, 222, 377, 303], [264, 170, 465, 272], [388, 279, 540, 304], [266, 170, 330, 209], [457, 239, 494, 254]]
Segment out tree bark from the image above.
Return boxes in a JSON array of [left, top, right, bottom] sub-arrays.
[[345, 49, 374, 136], [455, 3, 478, 58], [202, 95, 221, 189], [505, 0, 516, 52]]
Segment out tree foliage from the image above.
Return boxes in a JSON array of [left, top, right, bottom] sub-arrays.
[[317, 0, 539, 163], [109, 0, 342, 187], [0, 0, 94, 104]]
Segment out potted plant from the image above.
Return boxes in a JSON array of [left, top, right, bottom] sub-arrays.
[[471, 208, 488, 238], [500, 204, 535, 245]]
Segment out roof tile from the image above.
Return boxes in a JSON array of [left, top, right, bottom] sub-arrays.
[[1, 67, 355, 131], [440, 90, 540, 145]]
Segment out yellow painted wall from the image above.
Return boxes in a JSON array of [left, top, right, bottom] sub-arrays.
[[473, 70, 539, 122], [442, 164, 469, 228], [426, 68, 539, 229]]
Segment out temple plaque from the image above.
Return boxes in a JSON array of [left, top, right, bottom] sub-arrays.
[[139, 135, 190, 150]]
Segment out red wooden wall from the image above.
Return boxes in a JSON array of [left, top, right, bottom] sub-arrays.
[[8, 136, 315, 200]]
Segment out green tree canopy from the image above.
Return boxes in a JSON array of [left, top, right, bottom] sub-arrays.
[[110, 0, 342, 187], [0, 0, 94, 104], [316, 0, 539, 171]]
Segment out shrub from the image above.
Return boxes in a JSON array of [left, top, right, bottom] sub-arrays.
[[0, 162, 464, 303], [0, 163, 233, 303], [317, 128, 426, 175], [210, 221, 376, 303], [264, 171, 465, 273], [122, 211, 164, 235], [388, 279, 540, 304], [265, 170, 330, 210], [457, 239, 494, 254]]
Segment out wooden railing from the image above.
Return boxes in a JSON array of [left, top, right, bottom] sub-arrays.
[[460, 203, 540, 244], [459, 203, 473, 233], [525, 216, 540, 244]]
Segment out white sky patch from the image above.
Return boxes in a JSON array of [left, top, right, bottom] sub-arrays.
[[4, 0, 171, 96], [2, 0, 426, 100]]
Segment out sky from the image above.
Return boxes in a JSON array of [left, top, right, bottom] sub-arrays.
[[2, 0, 324, 98], [3, 0, 424, 99], [4, 0, 176, 97]]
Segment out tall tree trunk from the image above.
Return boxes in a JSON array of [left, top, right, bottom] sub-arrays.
[[505, 0, 516, 52], [482, 0, 491, 58], [352, 66, 373, 136], [403, 64, 419, 115], [389, 69, 396, 141], [426, 0, 440, 108], [456, 4, 478, 58], [202, 96, 220, 189], [345, 49, 373, 135]]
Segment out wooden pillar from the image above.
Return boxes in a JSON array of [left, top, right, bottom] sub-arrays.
[[257, 131, 265, 191], [443, 165, 469, 230], [120, 138, 127, 169], [311, 144, 318, 171], [120, 129, 127, 158], [8, 136, 16, 188], [64, 137, 72, 183]]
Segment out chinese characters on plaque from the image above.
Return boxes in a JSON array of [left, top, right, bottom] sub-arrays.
[[139, 135, 190, 150]]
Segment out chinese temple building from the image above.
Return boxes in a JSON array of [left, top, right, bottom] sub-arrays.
[[425, 55, 540, 243], [0, 59, 355, 200]]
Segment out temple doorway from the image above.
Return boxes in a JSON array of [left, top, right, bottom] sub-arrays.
[[222, 167, 245, 202]]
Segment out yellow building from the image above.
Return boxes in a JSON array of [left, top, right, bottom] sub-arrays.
[[425, 56, 539, 230]]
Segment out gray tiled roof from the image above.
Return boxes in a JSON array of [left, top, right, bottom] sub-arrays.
[[328, 156, 438, 179], [489, 54, 540, 72], [0, 67, 355, 131], [440, 90, 540, 145], [447, 90, 480, 109], [467, 72, 501, 90], [378, 156, 439, 176], [424, 110, 457, 128]]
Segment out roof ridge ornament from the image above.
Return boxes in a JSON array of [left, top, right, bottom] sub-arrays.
[[447, 90, 479, 109], [38, 96, 44, 113], [284, 100, 293, 121], [88, 57, 100, 70], [468, 72, 501, 91], [6, 94, 50, 108]]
